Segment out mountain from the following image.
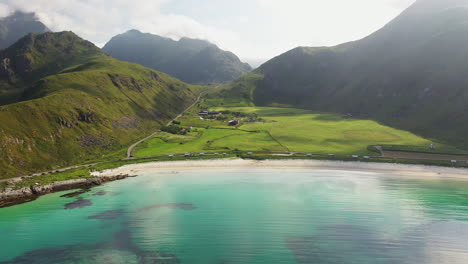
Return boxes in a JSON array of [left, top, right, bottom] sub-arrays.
[[0, 31, 103, 105], [221, 0, 468, 148], [0, 11, 50, 50], [103, 30, 252, 84], [0, 32, 200, 179]]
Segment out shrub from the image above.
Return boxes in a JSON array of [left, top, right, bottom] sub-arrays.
[[161, 125, 182, 135]]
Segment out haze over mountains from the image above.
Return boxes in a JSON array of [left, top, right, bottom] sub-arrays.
[[103, 30, 252, 84], [0, 11, 49, 50], [225, 0, 468, 148]]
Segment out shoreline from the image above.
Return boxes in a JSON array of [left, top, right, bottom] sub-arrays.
[[2, 158, 468, 209], [0, 175, 129, 208], [92, 158, 468, 180]]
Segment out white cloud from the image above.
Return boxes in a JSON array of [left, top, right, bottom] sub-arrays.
[[0, 2, 11, 17], [0, 0, 240, 49], [0, 0, 416, 61]]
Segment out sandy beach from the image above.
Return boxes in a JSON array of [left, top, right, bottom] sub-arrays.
[[92, 159, 468, 180]]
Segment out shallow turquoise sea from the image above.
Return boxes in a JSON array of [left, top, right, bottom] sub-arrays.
[[1, 168, 468, 263]]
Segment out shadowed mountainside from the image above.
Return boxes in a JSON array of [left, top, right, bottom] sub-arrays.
[[220, 0, 468, 149], [103, 30, 252, 84]]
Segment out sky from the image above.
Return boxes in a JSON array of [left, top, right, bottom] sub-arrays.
[[0, 0, 416, 65]]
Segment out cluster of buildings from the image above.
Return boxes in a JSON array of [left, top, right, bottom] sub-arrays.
[[198, 110, 240, 126]]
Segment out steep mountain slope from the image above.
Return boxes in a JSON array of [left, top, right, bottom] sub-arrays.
[[0, 31, 104, 105], [103, 30, 252, 84], [0, 11, 49, 50], [225, 0, 468, 148], [0, 32, 200, 179]]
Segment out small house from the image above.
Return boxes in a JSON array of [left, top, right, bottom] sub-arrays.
[[198, 110, 222, 116], [228, 120, 240, 126]]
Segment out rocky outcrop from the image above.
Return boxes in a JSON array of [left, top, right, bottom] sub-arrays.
[[0, 175, 128, 208], [0, 58, 16, 83]]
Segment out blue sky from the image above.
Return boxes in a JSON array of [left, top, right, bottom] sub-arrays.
[[0, 0, 415, 65]]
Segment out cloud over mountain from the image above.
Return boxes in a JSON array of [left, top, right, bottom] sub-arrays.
[[0, 0, 239, 48]]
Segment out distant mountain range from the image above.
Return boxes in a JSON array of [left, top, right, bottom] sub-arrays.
[[0, 11, 49, 50], [103, 30, 252, 84], [0, 32, 200, 179], [222, 0, 468, 148]]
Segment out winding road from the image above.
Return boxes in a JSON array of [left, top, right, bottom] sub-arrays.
[[3, 93, 468, 185], [126, 93, 203, 159]]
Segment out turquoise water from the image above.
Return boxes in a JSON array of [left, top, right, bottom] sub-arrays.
[[2, 168, 468, 263]]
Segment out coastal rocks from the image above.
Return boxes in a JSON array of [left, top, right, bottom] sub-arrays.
[[0, 175, 128, 208]]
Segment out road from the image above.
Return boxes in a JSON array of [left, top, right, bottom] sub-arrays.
[[126, 93, 203, 159], [0, 93, 204, 185], [3, 98, 468, 184]]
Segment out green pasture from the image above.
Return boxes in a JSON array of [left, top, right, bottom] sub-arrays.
[[135, 106, 433, 157]]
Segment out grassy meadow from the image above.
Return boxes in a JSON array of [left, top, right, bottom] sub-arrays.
[[134, 106, 432, 157]]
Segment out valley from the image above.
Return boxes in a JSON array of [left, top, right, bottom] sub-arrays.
[[1, 0, 468, 206], [133, 106, 434, 157]]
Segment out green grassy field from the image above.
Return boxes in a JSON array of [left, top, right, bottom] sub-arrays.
[[134, 106, 433, 157], [134, 128, 286, 157]]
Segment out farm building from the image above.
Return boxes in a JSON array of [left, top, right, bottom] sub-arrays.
[[198, 111, 222, 116], [228, 120, 240, 126]]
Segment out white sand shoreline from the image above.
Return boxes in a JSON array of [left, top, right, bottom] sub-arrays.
[[92, 159, 468, 180]]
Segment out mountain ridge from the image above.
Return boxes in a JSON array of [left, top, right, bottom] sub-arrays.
[[103, 29, 252, 84], [0, 31, 201, 179], [0, 31, 105, 105], [220, 0, 468, 148], [0, 11, 50, 50]]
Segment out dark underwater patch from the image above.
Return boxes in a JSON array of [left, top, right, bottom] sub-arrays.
[[92, 190, 108, 196], [0, 228, 180, 264], [64, 198, 92, 209], [59, 188, 91, 198], [87, 210, 125, 221]]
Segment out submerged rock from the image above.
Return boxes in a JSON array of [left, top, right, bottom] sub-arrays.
[[64, 198, 92, 210], [87, 210, 125, 221], [92, 190, 108, 196], [60, 188, 91, 198]]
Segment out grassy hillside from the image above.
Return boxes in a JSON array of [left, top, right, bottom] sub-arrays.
[[103, 30, 252, 84], [0, 31, 104, 105], [218, 0, 468, 150], [0, 33, 202, 179]]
